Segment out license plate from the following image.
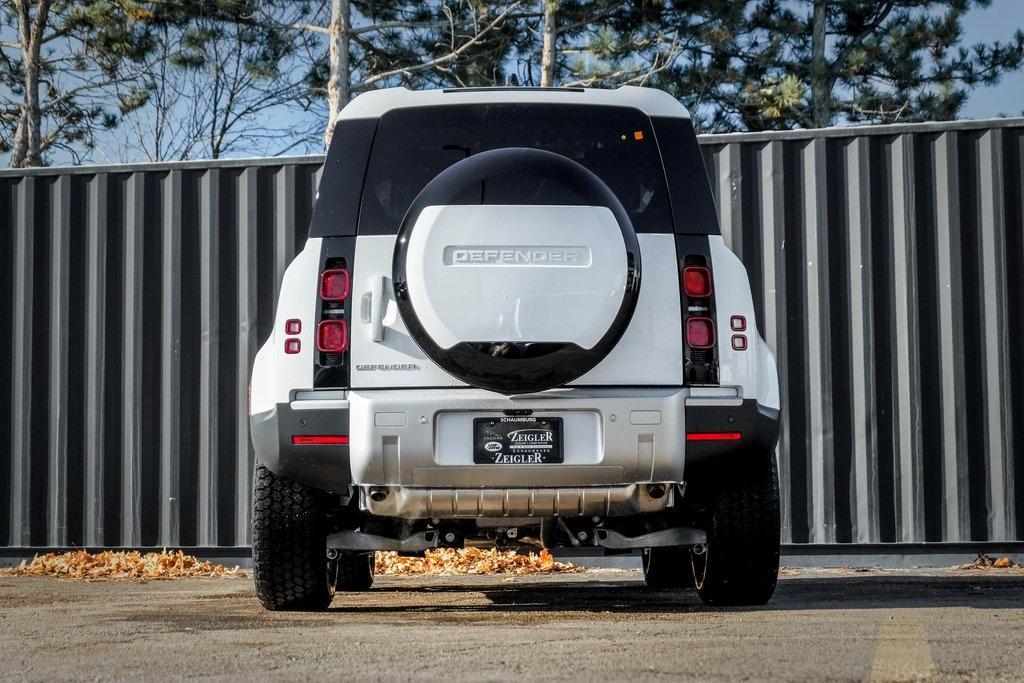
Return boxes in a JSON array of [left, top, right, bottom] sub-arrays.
[[473, 416, 563, 464]]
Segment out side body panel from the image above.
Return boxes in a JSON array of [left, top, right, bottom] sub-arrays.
[[249, 238, 322, 414], [707, 235, 780, 411]]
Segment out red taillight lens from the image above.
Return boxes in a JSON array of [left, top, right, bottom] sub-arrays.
[[682, 266, 712, 297], [292, 435, 349, 445], [320, 268, 350, 301], [316, 320, 348, 353], [686, 316, 715, 348], [686, 432, 742, 442]]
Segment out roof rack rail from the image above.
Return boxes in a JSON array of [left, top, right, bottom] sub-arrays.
[[442, 86, 586, 93]]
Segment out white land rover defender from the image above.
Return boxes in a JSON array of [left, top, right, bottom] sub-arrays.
[[249, 86, 781, 609]]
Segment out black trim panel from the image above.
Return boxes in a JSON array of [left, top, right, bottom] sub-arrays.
[[250, 402, 352, 493], [650, 116, 720, 235], [308, 118, 378, 237], [685, 399, 780, 470]]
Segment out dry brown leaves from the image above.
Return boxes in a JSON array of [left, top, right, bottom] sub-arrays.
[[375, 547, 584, 576], [955, 553, 1023, 571], [0, 550, 247, 580]]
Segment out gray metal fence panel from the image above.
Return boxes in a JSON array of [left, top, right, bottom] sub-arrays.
[[2, 118, 1022, 549]]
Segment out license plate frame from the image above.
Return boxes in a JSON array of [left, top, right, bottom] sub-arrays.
[[473, 416, 563, 464]]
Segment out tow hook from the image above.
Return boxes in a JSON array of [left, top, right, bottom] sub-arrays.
[[692, 542, 707, 556], [437, 528, 463, 548]]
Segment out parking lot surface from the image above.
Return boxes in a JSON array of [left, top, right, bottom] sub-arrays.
[[1, 568, 1022, 681]]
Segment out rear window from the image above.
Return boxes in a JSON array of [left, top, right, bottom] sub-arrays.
[[356, 103, 674, 234]]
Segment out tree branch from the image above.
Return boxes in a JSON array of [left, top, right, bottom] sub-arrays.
[[359, 2, 520, 87]]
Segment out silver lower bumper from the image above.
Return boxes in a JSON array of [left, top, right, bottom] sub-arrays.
[[348, 387, 688, 488], [359, 483, 674, 519]]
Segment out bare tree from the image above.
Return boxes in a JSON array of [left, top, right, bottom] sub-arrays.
[[258, 0, 521, 146], [110, 15, 315, 162]]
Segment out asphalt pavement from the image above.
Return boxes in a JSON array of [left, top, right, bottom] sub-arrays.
[[1, 568, 1022, 681]]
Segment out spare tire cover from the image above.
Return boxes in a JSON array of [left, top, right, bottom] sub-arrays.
[[393, 147, 641, 394]]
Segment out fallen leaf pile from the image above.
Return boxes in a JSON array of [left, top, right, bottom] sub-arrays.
[[0, 549, 246, 580], [955, 553, 1022, 570], [375, 547, 584, 576]]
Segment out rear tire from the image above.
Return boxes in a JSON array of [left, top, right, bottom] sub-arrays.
[[642, 547, 695, 589], [252, 463, 337, 611], [691, 452, 780, 606], [335, 551, 375, 591]]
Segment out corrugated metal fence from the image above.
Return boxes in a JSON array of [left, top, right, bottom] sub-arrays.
[[2, 118, 1022, 550]]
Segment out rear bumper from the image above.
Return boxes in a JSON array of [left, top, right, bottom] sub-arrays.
[[349, 387, 688, 488], [684, 398, 780, 469], [249, 397, 352, 492], [249, 387, 780, 501]]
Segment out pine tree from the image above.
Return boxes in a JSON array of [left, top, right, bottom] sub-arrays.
[[730, 0, 1024, 130], [1, 0, 165, 166]]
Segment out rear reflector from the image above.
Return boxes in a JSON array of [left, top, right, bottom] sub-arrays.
[[284, 338, 301, 354], [285, 319, 302, 335], [316, 320, 348, 353], [682, 266, 712, 297], [292, 435, 349, 445], [320, 268, 350, 301], [686, 432, 742, 442], [686, 316, 716, 348]]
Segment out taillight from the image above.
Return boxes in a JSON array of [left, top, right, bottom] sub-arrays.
[[686, 317, 715, 348], [314, 246, 352, 389], [320, 268, 350, 301], [686, 432, 742, 442], [316, 320, 348, 353], [292, 435, 349, 445], [680, 253, 718, 385], [682, 266, 712, 297]]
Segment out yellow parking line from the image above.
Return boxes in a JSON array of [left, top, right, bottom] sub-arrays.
[[870, 613, 937, 681]]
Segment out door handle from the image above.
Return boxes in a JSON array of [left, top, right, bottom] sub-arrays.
[[369, 275, 385, 342]]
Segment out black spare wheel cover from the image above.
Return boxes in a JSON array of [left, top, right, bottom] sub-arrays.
[[393, 147, 642, 394]]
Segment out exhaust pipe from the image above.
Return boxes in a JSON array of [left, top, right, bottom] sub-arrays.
[[368, 487, 389, 503], [646, 483, 667, 499]]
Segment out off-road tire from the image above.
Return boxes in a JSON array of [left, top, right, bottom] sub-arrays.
[[691, 452, 780, 606], [336, 551, 375, 591], [252, 463, 337, 611], [642, 547, 695, 589]]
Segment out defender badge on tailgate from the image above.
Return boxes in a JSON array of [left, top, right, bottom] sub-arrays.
[[443, 245, 591, 266], [355, 363, 421, 371]]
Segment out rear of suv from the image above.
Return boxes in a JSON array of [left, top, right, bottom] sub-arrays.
[[249, 86, 781, 609]]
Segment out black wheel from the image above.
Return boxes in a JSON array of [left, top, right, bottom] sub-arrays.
[[691, 452, 780, 606], [252, 463, 337, 611], [335, 551, 375, 591], [642, 546, 695, 589]]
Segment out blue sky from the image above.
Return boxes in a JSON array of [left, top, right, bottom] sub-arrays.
[[961, 0, 1024, 118]]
